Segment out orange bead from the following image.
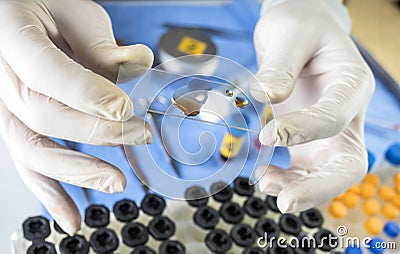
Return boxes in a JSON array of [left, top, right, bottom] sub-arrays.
[[362, 199, 381, 216], [393, 172, 400, 186], [329, 201, 347, 219], [378, 185, 396, 201], [381, 203, 399, 220], [360, 182, 377, 199], [362, 173, 380, 187], [391, 194, 400, 209], [333, 192, 346, 201], [348, 184, 361, 195], [364, 217, 384, 235], [342, 192, 360, 209]]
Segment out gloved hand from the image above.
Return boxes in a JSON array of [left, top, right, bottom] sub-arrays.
[[251, 0, 375, 213], [0, 0, 154, 235]]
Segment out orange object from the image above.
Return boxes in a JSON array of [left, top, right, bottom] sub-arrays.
[[391, 194, 400, 209], [362, 173, 380, 187], [393, 172, 400, 186], [381, 203, 399, 220], [362, 199, 381, 216], [333, 192, 346, 201], [348, 184, 361, 195], [329, 201, 347, 219], [360, 182, 377, 199], [364, 217, 384, 235], [342, 192, 360, 209], [396, 184, 400, 194], [378, 185, 396, 201]]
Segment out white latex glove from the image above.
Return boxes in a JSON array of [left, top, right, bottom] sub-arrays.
[[0, 0, 154, 235], [251, 0, 375, 213]]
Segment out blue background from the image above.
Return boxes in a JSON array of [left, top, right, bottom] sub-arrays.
[[43, 0, 400, 217]]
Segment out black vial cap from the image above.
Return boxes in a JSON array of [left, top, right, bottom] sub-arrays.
[[244, 196, 267, 218], [121, 222, 149, 247], [230, 223, 256, 247], [300, 208, 323, 229], [205, 229, 232, 253], [184, 186, 209, 207], [54, 221, 66, 235], [210, 181, 233, 203], [27, 241, 56, 254], [279, 214, 302, 236], [141, 194, 166, 216], [268, 245, 295, 254], [23, 216, 51, 241], [131, 246, 156, 254], [113, 199, 139, 222], [59, 234, 89, 254], [242, 247, 264, 254], [265, 195, 281, 213], [254, 218, 280, 240], [84, 204, 110, 228], [89, 228, 119, 253], [193, 206, 220, 230], [313, 229, 338, 252], [233, 177, 254, 197], [219, 201, 244, 224], [159, 240, 186, 254], [148, 216, 175, 240]]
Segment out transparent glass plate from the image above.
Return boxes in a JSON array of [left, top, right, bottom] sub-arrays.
[[118, 55, 275, 200]]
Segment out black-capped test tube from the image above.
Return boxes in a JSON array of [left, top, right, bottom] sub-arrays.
[[112, 199, 139, 232], [118, 222, 149, 253], [59, 234, 89, 254], [205, 228, 233, 253], [219, 201, 245, 231], [140, 193, 166, 225], [279, 214, 303, 241], [22, 216, 51, 252], [23, 216, 51, 242], [131, 245, 156, 254], [243, 196, 268, 225], [89, 227, 119, 254], [209, 181, 234, 210], [185, 186, 209, 208], [299, 208, 323, 235], [27, 241, 56, 254], [148, 216, 175, 240], [192, 205, 220, 241], [229, 223, 256, 253], [147, 216, 176, 249], [159, 240, 186, 254], [82, 204, 110, 237]]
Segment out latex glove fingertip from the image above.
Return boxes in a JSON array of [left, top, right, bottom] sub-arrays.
[[259, 122, 276, 146], [98, 171, 127, 193]]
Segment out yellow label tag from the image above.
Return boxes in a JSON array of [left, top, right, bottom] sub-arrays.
[[177, 36, 207, 55], [220, 133, 244, 159]]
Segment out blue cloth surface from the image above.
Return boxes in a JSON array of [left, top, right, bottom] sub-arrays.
[[41, 0, 400, 218]]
